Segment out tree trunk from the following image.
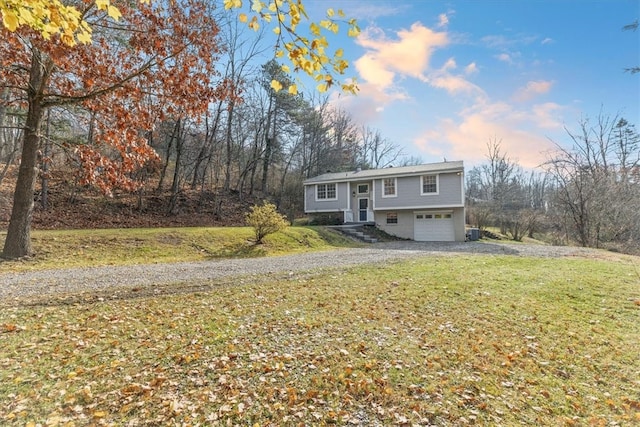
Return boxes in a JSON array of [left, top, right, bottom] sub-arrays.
[[223, 100, 236, 192], [40, 109, 51, 211], [3, 50, 52, 259], [261, 94, 275, 194], [168, 119, 184, 215]]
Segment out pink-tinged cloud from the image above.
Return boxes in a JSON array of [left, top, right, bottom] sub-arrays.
[[423, 59, 486, 96], [429, 74, 485, 95], [412, 101, 566, 168], [514, 80, 554, 102], [355, 23, 449, 88]]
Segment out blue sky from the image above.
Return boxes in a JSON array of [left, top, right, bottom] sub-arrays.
[[300, 0, 639, 168]]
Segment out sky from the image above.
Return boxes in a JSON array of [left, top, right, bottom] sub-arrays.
[[299, 0, 640, 169]]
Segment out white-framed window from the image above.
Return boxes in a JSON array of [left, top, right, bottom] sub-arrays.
[[382, 177, 397, 197], [357, 184, 369, 194], [386, 212, 398, 224], [316, 183, 337, 200], [421, 174, 438, 195]]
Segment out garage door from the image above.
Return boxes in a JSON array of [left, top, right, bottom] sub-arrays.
[[414, 212, 455, 241]]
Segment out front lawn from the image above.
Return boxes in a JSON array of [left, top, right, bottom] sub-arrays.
[[2, 253, 639, 425]]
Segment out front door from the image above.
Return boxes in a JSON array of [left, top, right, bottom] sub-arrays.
[[358, 198, 368, 221]]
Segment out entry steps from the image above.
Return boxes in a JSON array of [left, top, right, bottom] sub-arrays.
[[335, 224, 378, 243]]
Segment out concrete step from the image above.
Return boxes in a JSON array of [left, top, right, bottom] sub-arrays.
[[335, 226, 378, 243]]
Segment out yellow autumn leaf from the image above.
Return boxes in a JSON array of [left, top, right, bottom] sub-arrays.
[[2, 10, 19, 31], [224, 0, 242, 10], [273, 26, 280, 35], [239, 13, 248, 23], [338, 9, 345, 18], [18, 7, 34, 25], [107, 5, 121, 20], [326, 8, 334, 18], [288, 84, 298, 95], [251, 0, 263, 13], [270, 79, 283, 92], [348, 26, 360, 38], [281, 64, 290, 73], [316, 83, 327, 93], [95, 0, 110, 10], [77, 30, 92, 44], [335, 48, 344, 58], [309, 22, 320, 36]]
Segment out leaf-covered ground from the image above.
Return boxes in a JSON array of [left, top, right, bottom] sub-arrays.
[[1, 255, 639, 426]]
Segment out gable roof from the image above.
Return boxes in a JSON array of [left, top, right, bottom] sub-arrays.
[[303, 161, 464, 184]]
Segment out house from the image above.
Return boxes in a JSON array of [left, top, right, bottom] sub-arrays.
[[303, 161, 465, 242]]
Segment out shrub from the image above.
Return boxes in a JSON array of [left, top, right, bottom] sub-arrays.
[[245, 202, 289, 244]]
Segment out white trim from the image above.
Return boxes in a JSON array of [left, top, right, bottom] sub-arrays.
[[420, 174, 439, 196], [373, 204, 464, 211], [315, 183, 338, 202], [381, 177, 397, 198], [306, 209, 343, 213], [414, 210, 454, 214], [371, 180, 376, 209]]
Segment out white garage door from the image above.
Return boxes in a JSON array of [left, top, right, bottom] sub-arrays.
[[414, 212, 455, 241]]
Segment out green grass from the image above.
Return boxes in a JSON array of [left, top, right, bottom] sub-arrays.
[[0, 226, 359, 272], [1, 254, 639, 425]]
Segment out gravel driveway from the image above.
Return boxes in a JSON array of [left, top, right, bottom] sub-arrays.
[[0, 241, 607, 306]]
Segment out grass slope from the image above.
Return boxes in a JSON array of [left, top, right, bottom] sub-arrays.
[[0, 226, 359, 272], [1, 254, 639, 426]]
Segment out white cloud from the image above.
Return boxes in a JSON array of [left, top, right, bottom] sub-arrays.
[[496, 53, 513, 64], [513, 80, 554, 102], [437, 13, 449, 28], [329, 81, 409, 126], [465, 62, 478, 74]]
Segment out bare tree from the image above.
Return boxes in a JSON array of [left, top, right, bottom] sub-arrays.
[[357, 126, 403, 168], [544, 113, 640, 250]]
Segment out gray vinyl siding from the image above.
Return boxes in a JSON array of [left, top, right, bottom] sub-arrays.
[[374, 172, 463, 209], [452, 207, 466, 241], [304, 182, 349, 212], [375, 210, 415, 240]]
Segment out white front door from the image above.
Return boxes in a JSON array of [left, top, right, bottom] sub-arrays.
[[414, 212, 455, 241]]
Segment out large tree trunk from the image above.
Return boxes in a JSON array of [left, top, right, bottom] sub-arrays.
[[3, 50, 52, 259]]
